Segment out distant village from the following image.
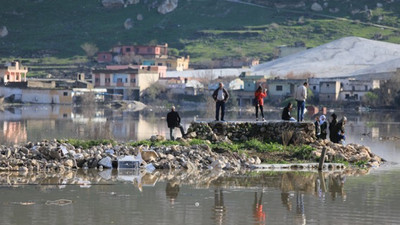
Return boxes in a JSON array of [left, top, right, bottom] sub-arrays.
[[0, 37, 398, 108]]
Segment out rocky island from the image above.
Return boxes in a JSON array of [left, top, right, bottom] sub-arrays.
[[0, 121, 384, 173]]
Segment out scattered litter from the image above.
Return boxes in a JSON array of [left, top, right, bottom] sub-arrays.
[[60, 145, 68, 156], [105, 149, 115, 155], [98, 156, 113, 168], [117, 155, 140, 170], [145, 163, 155, 173], [45, 199, 72, 206], [12, 202, 35, 206]]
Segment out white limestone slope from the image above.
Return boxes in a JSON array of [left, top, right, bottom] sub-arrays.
[[252, 36, 400, 78]]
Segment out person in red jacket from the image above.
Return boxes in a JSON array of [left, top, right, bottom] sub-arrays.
[[254, 85, 267, 121]]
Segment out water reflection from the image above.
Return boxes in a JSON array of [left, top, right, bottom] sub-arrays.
[[0, 169, 368, 197], [253, 191, 266, 224], [1, 168, 400, 225], [213, 188, 226, 225]]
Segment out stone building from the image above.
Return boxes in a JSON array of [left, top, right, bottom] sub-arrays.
[[92, 65, 160, 100]]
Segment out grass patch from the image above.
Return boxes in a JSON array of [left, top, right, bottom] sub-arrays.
[[129, 140, 180, 147], [61, 139, 116, 149]]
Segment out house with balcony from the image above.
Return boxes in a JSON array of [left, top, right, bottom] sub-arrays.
[[0, 60, 28, 83], [339, 79, 380, 101], [92, 65, 160, 100], [97, 44, 169, 63], [143, 56, 190, 71]]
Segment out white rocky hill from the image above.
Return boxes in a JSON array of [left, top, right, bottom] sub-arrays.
[[252, 36, 400, 78]]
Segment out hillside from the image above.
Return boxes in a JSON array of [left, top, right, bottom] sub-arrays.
[[2, 0, 400, 69], [252, 36, 400, 77]]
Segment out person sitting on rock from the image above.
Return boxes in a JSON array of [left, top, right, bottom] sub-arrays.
[[166, 106, 185, 140], [282, 102, 296, 121]]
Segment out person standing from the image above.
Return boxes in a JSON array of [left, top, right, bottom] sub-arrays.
[[319, 115, 328, 140], [166, 106, 185, 140], [329, 113, 338, 143], [254, 85, 267, 121], [314, 116, 321, 139], [212, 82, 229, 121], [294, 82, 308, 122], [282, 102, 296, 121], [334, 116, 347, 145]]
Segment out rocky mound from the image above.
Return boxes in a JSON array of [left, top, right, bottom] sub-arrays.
[[0, 139, 259, 172], [309, 139, 383, 167]]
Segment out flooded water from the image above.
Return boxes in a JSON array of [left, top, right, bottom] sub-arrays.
[[1, 167, 400, 225], [1, 104, 400, 224]]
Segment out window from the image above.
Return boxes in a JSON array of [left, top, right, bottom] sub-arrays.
[[345, 94, 349, 99], [63, 92, 68, 96], [354, 94, 358, 100], [105, 78, 110, 83], [276, 85, 283, 91], [7, 75, 9, 80], [103, 55, 107, 59], [313, 86, 316, 90], [95, 78, 100, 82], [158, 63, 163, 66], [125, 78, 128, 83], [327, 95, 330, 99], [352, 86, 355, 91], [326, 84, 330, 87], [63, 114, 68, 118], [167, 63, 171, 68], [365, 85, 368, 91], [147, 47, 152, 53], [131, 78, 136, 83], [126, 47, 131, 52], [117, 78, 122, 83], [16, 75, 19, 80]]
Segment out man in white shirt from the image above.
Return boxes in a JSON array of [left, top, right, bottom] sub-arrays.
[[294, 82, 308, 122], [212, 82, 229, 121]]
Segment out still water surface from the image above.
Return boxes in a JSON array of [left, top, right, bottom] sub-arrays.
[[0, 105, 400, 224]]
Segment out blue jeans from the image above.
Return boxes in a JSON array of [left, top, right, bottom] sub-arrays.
[[297, 100, 305, 122], [215, 100, 225, 121]]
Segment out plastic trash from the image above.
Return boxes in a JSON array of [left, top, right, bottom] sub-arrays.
[[145, 163, 155, 173], [60, 145, 68, 156], [117, 155, 140, 170], [98, 156, 113, 168], [105, 149, 115, 155]]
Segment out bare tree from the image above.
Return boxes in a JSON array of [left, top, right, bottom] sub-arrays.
[[81, 42, 99, 57]]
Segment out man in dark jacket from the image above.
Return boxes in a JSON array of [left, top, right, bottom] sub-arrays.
[[212, 82, 229, 121], [167, 106, 185, 140]]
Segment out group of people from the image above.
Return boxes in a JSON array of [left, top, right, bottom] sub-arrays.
[[313, 113, 346, 144], [167, 81, 347, 144]]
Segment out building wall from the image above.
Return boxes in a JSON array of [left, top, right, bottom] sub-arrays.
[[267, 83, 291, 96], [0, 86, 72, 104], [137, 72, 159, 92], [319, 81, 340, 102], [97, 52, 113, 63]]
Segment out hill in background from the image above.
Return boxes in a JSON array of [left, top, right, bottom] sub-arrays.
[[2, 0, 400, 68]]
